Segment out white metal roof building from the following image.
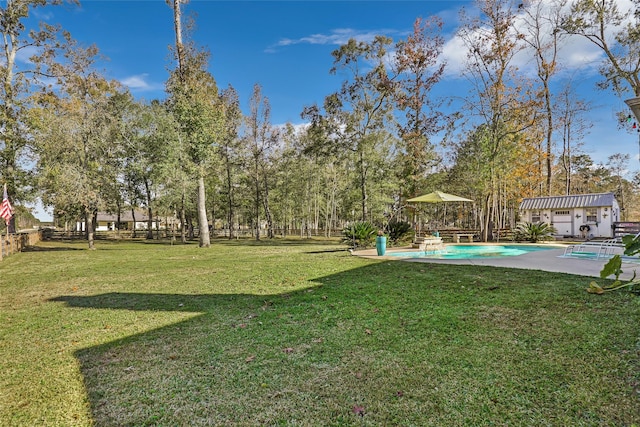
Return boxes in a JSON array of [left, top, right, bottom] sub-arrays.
[[519, 192, 619, 238]]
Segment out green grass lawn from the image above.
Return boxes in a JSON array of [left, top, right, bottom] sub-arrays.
[[1, 238, 639, 426]]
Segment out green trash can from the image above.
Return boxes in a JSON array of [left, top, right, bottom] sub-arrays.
[[376, 236, 387, 256]]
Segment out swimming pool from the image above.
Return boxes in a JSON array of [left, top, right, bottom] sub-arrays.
[[387, 244, 555, 259]]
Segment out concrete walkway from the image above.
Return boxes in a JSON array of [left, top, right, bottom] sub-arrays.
[[354, 243, 640, 281]]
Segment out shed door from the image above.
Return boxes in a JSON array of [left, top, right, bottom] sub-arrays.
[[552, 210, 573, 235]]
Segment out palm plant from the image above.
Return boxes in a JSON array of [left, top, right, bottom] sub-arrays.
[[342, 221, 378, 248], [386, 220, 413, 244], [514, 221, 556, 243]]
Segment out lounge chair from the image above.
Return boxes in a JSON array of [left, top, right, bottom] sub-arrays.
[[563, 232, 640, 259]]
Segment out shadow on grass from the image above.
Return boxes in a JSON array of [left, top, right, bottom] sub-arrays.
[[48, 260, 640, 426], [22, 245, 85, 252], [50, 282, 336, 424], [41, 236, 337, 248], [304, 248, 349, 254], [44, 236, 345, 247], [50, 292, 260, 313], [48, 261, 433, 424]]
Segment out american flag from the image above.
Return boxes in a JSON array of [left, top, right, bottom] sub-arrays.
[[0, 184, 13, 226]]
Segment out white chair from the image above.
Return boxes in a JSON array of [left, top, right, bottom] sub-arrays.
[[563, 232, 640, 259]]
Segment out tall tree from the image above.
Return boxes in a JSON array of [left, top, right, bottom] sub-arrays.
[[0, 0, 75, 231], [166, 0, 224, 247], [563, 0, 640, 97], [394, 16, 446, 201], [31, 36, 122, 249], [555, 83, 591, 195], [571, 154, 608, 193], [299, 106, 350, 235], [117, 97, 179, 239], [155, 105, 194, 244], [219, 85, 242, 239], [458, 0, 539, 240], [606, 152, 630, 219], [245, 83, 278, 240], [326, 36, 397, 221], [521, 0, 568, 194]]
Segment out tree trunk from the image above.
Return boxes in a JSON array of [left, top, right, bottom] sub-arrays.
[[197, 173, 210, 247], [144, 178, 154, 240], [86, 209, 95, 250], [147, 206, 153, 240], [481, 194, 491, 242], [131, 208, 137, 238], [180, 190, 187, 244], [262, 170, 274, 239], [116, 199, 121, 237], [227, 174, 235, 240], [324, 196, 331, 238], [564, 121, 572, 195], [544, 79, 553, 195], [359, 150, 368, 221], [187, 216, 194, 239], [254, 165, 261, 241], [172, 0, 185, 76]]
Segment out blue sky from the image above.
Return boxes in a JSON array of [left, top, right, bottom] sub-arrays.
[[21, 0, 639, 219], [34, 0, 467, 123]]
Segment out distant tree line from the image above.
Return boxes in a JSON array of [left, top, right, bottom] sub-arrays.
[[1, 0, 640, 247]]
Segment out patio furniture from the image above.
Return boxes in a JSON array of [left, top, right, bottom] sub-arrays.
[[453, 233, 475, 243], [563, 238, 624, 259], [563, 231, 640, 259]]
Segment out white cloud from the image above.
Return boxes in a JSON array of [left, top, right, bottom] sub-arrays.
[[13, 45, 41, 66], [440, 0, 635, 81], [273, 121, 309, 135], [120, 74, 162, 92], [268, 28, 398, 53], [267, 0, 635, 91], [441, 33, 469, 77], [32, 9, 54, 21]]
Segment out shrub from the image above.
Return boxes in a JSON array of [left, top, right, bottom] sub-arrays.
[[514, 221, 556, 243], [342, 221, 378, 248], [386, 220, 413, 244]]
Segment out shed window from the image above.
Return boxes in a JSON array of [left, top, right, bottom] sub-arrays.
[[531, 211, 541, 222], [554, 210, 570, 215], [586, 208, 597, 222]]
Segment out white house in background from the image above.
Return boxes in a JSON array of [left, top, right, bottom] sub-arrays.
[[519, 192, 620, 239], [95, 210, 155, 231], [75, 210, 180, 232]]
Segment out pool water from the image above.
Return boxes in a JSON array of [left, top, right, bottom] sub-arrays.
[[388, 244, 555, 259]]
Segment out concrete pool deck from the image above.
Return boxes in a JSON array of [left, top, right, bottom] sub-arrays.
[[354, 243, 640, 281]]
